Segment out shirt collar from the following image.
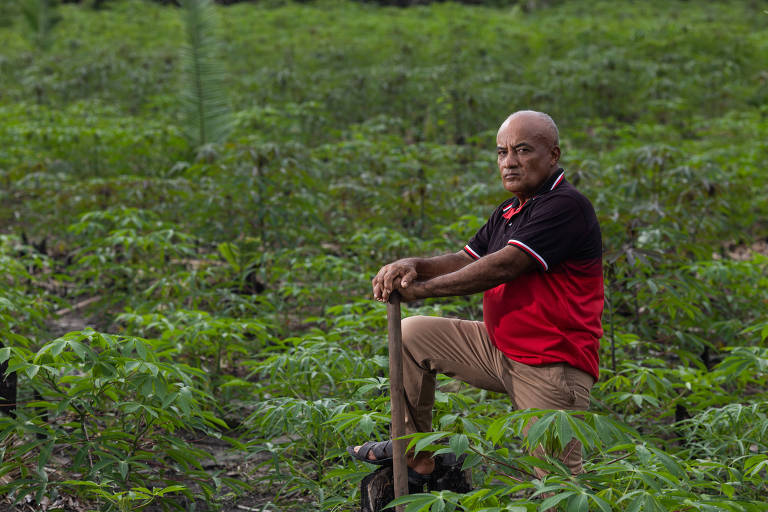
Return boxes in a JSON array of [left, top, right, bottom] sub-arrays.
[[502, 169, 566, 219], [535, 168, 566, 197]]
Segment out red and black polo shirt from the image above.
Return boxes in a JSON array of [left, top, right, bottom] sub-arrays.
[[463, 170, 604, 380]]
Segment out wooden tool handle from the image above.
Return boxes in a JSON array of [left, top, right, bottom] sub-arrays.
[[387, 290, 408, 511]]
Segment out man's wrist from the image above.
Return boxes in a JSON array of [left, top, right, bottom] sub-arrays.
[[398, 280, 427, 302], [410, 280, 433, 301], [411, 281, 426, 300]]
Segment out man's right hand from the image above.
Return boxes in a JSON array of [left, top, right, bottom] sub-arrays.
[[372, 260, 418, 302]]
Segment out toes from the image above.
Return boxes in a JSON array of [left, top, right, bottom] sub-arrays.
[[352, 445, 377, 461]]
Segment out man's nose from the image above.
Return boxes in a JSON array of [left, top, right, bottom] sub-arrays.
[[502, 151, 519, 168]]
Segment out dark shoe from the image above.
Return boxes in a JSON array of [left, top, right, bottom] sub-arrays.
[[359, 455, 471, 511], [407, 467, 432, 494], [347, 440, 393, 466], [428, 454, 472, 493], [359, 465, 433, 512], [360, 466, 394, 512]]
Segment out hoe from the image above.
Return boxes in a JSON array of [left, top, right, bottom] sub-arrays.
[[359, 291, 471, 512]]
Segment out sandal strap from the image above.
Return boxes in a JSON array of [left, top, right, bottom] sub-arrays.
[[358, 440, 392, 461], [370, 440, 392, 459]]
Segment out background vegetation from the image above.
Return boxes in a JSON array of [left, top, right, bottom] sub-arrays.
[[1, 0, 767, 510]]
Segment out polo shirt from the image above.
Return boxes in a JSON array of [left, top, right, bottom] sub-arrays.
[[463, 170, 603, 380]]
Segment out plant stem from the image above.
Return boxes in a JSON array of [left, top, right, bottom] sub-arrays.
[[468, 445, 537, 480]]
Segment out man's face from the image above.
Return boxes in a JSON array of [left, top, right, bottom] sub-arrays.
[[496, 115, 560, 201]]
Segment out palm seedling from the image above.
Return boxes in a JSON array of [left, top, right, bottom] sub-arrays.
[[179, 0, 232, 149]]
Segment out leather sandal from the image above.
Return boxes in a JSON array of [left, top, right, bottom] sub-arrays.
[[346, 440, 394, 466]]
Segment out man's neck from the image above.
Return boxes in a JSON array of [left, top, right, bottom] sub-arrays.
[[515, 167, 561, 203]]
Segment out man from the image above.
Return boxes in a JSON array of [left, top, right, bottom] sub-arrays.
[[349, 110, 603, 482]]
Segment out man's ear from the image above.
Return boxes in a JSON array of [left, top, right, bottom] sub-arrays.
[[550, 145, 561, 165]]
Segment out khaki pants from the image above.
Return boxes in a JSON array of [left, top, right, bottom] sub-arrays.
[[401, 315, 594, 475]]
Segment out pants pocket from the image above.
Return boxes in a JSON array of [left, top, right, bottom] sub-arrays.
[[554, 365, 576, 406], [507, 360, 577, 410], [564, 365, 594, 410]]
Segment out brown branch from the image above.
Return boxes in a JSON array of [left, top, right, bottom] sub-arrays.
[[468, 445, 537, 480], [54, 296, 102, 316]]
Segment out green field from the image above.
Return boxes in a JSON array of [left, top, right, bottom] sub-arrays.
[[1, 0, 767, 510]]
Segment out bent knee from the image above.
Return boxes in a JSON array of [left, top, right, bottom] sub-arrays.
[[401, 315, 428, 342], [401, 315, 440, 348]]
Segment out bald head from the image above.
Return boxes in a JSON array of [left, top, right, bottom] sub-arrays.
[[495, 110, 562, 201], [497, 110, 559, 147]]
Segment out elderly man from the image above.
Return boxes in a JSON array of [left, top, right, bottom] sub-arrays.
[[349, 110, 603, 483]]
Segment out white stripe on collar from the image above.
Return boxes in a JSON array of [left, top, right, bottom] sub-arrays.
[[550, 171, 565, 190]]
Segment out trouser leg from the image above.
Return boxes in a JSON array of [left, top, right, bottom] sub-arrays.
[[504, 359, 594, 475], [400, 315, 594, 476], [401, 315, 508, 434]]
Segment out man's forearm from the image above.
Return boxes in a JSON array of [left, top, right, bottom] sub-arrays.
[[405, 246, 534, 300], [407, 251, 473, 279], [372, 250, 473, 302]]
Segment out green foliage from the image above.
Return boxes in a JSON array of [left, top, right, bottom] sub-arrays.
[[179, 0, 232, 148], [0, 2, 20, 28], [0, 235, 54, 400], [0, 329, 234, 509], [20, 0, 61, 50], [118, 308, 274, 385], [0, 0, 766, 509]]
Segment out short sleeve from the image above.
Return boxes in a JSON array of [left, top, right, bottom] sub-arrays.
[[507, 195, 593, 271], [463, 201, 510, 260], [464, 223, 490, 260]]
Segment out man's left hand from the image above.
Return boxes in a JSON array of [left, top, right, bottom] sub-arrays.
[[391, 279, 426, 303]]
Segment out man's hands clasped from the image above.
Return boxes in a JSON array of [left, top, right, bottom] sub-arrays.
[[370, 250, 476, 303], [372, 259, 422, 303]]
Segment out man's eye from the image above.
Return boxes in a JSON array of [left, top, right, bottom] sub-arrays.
[[517, 147, 530, 154]]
